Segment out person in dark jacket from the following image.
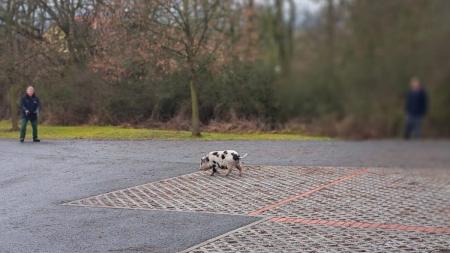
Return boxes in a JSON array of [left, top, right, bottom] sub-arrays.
[[404, 77, 428, 139], [19, 86, 41, 142]]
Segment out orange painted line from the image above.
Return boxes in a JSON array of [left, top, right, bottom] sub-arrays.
[[249, 168, 369, 216], [269, 217, 450, 235]]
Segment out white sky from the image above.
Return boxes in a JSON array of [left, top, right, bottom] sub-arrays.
[[255, 0, 322, 13], [296, 0, 323, 13]]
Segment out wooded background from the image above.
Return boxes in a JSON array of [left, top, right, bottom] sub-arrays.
[[1, 0, 449, 138]]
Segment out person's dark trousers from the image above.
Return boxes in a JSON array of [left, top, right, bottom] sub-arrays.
[[404, 115, 422, 139], [19, 117, 38, 141]]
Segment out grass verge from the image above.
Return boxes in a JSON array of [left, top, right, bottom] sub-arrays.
[[0, 120, 327, 141]]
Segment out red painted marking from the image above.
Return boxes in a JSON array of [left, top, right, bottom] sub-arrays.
[[249, 168, 369, 216], [269, 217, 450, 235]]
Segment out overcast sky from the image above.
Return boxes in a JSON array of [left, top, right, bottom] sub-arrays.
[[254, 0, 322, 13], [296, 0, 322, 13]]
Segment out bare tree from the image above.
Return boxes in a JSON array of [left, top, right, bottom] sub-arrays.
[[325, 0, 335, 78], [0, 0, 45, 130], [152, 0, 224, 136], [36, 0, 102, 65], [272, 0, 296, 74]]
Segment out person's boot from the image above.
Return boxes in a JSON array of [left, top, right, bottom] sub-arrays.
[[33, 139, 40, 142], [20, 138, 24, 143]]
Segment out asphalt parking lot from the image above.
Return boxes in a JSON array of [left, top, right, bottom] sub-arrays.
[[1, 140, 449, 252]]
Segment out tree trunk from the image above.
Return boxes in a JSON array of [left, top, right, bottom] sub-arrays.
[[8, 17, 20, 131], [326, 0, 336, 78], [287, 0, 296, 71], [189, 78, 201, 137], [274, 0, 287, 73], [8, 84, 20, 131]]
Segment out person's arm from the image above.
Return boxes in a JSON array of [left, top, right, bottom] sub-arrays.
[[21, 97, 29, 115], [423, 91, 428, 116], [35, 97, 40, 114]]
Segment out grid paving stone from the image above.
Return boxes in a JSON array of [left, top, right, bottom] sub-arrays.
[[182, 219, 450, 253], [263, 170, 450, 227], [65, 165, 450, 252], [66, 166, 357, 215]]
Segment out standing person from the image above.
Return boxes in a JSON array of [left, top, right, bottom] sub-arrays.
[[404, 77, 428, 139], [19, 86, 41, 143]]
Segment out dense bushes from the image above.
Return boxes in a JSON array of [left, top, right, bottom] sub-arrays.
[[27, 62, 279, 128], [1, 0, 449, 138]]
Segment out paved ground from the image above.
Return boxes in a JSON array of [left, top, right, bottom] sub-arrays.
[[1, 139, 449, 252]]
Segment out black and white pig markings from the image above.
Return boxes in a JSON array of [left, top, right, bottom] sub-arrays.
[[199, 150, 248, 176]]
